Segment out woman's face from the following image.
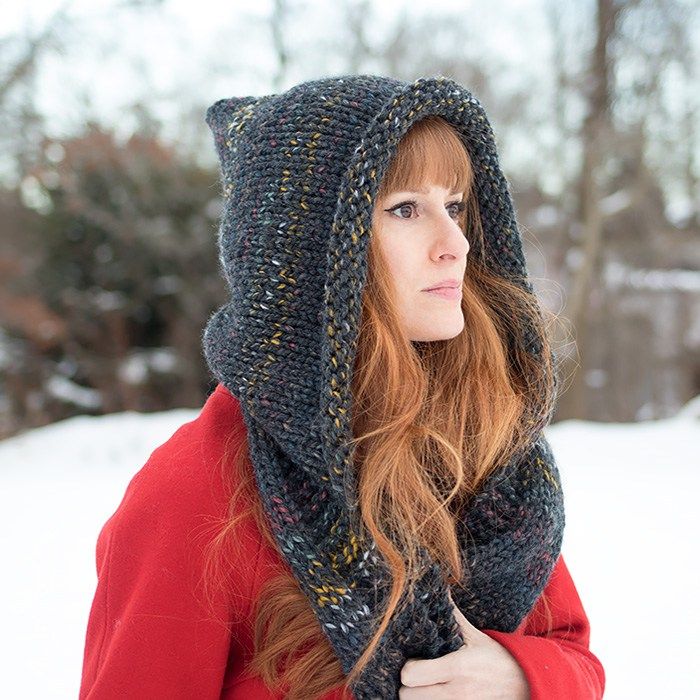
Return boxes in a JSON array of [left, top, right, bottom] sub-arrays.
[[372, 183, 470, 342]]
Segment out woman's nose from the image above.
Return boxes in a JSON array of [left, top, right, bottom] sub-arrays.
[[436, 213, 469, 254]]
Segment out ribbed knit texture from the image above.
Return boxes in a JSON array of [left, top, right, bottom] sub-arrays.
[[202, 74, 565, 699]]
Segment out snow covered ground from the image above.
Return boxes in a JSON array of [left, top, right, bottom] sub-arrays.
[[1, 393, 699, 699]]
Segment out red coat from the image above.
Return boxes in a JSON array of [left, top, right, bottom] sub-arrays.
[[79, 383, 605, 699]]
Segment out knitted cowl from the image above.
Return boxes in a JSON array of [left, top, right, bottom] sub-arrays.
[[202, 74, 565, 699]]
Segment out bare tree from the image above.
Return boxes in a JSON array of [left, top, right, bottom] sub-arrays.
[[556, 0, 623, 419], [271, 0, 293, 91], [553, 0, 698, 419], [344, 0, 373, 74]]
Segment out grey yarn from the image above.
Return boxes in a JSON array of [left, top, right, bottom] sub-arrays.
[[202, 74, 565, 699]]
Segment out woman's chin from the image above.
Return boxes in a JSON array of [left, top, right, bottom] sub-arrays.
[[408, 315, 465, 342]]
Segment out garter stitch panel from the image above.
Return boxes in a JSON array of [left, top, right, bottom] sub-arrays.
[[202, 74, 565, 699]]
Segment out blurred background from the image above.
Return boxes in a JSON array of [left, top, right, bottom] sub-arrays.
[[1, 0, 698, 698], [1, 0, 698, 437]]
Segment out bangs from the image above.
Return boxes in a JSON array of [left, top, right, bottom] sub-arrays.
[[377, 115, 474, 199]]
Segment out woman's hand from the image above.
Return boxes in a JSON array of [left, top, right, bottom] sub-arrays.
[[398, 592, 531, 699]]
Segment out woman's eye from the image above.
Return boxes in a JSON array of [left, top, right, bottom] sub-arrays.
[[386, 200, 467, 220], [448, 201, 467, 219], [387, 202, 416, 219]]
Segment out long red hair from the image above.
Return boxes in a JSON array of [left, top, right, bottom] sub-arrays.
[[200, 115, 558, 699]]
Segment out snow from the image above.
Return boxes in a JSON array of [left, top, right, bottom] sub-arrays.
[[45, 375, 103, 410], [600, 189, 632, 216], [1, 397, 699, 698], [605, 260, 700, 292], [529, 204, 561, 227], [117, 347, 179, 385]]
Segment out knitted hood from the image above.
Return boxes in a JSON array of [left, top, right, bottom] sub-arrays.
[[202, 74, 564, 699]]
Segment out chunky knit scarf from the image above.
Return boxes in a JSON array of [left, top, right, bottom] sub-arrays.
[[201, 74, 565, 699]]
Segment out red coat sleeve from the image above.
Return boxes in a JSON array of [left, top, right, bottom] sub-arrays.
[[78, 412, 255, 699], [481, 555, 605, 699]]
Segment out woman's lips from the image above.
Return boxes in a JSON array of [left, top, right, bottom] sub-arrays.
[[422, 287, 461, 300]]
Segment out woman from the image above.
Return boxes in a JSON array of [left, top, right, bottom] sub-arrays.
[[79, 74, 605, 699]]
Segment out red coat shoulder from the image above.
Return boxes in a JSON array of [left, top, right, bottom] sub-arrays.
[[79, 384, 264, 699]]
